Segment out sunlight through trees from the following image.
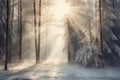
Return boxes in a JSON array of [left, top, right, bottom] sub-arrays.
[[0, 0, 120, 71]]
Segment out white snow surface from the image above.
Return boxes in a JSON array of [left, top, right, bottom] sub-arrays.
[[0, 62, 120, 80]]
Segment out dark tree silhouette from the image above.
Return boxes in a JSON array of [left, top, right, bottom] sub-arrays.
[[18, 0, 23, 61], [4, 0, 10, 71], [99, 0, 103, 53]]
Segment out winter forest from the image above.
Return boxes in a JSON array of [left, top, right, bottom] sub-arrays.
[[0, 0, 120, 80]]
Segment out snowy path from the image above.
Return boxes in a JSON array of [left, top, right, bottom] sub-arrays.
[[0, 63, 120, 80]]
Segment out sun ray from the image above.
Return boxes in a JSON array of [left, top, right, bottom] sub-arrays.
[[52, 0, 72, 20]]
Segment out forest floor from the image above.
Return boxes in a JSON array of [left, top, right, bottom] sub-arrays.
[[0, 62, 120, 80]]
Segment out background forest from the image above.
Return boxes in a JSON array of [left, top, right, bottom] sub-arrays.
[[0, 0, 120, 71]]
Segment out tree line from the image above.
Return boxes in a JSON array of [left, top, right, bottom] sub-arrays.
[[3, 0, 41, 70], [0, 0, 120, 71]]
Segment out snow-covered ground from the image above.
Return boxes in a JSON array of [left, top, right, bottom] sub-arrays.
[[0, 63, 120, 80]]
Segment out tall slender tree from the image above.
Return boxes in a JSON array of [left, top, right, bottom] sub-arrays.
[[99, 0, 103, 53], [88, 0, 92, 47], [18, 0, 22, 61], [19, 0, 23, 60], [33, 0, 38, 63], [37, 0, 41, 63], [18, 0, 20, 60], [4, 0, 10, 71]]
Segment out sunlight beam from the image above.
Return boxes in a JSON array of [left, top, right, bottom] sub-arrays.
[[54, 0, 71, 19]]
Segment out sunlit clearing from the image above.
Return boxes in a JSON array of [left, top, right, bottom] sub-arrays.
[[54, 0, 71, 19], [10, 62, 34, 71]]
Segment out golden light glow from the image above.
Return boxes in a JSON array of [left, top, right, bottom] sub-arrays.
[[53, 0, 71, 19]]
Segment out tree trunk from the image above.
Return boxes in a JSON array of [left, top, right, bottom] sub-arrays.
[[67, 20, 75, 63], [37, 0, 41, 63], [99, 0, 103, 53], [4, 0, 10, 71], [33, 0, 38, 63], [18, 0, 22, 61]]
